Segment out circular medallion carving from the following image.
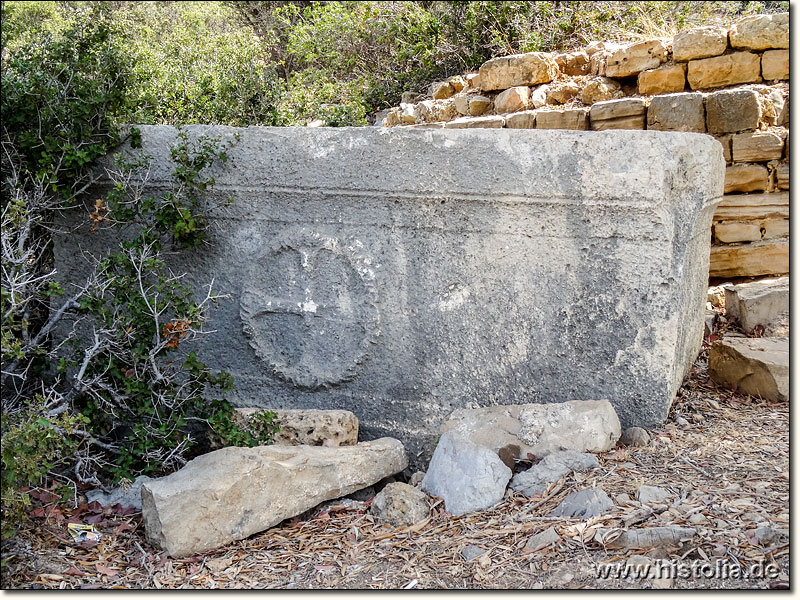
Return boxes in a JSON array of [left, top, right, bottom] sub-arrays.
[[240, 229, 380, 389]]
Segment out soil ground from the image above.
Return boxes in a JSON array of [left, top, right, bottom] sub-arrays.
[[0, 333, 789, 590]]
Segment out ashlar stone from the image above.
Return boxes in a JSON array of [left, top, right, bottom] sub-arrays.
[[672, 26, 728, 62], [589, 98, 646, 131], [55, 126, 725, 465], [731, 131, 784, 162], [729, 13, 789, 51], [724, 164, 769, 194], [647, 93, 705, 132], [605, 40, 668, 78], [687, 52, 762, 90], [535, 108, 589, 130], [762, 50, 789, 81], [637, 63, 686, 95], [478, 52, 559, 91], [705, 88, 761, 134]]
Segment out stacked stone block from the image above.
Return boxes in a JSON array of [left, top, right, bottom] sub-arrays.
[[381, 12, 788, 279]]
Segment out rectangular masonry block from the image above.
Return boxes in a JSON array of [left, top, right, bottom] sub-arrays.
[[687, 52, 762, 90], [54, 126, 724, 465], [709, 240, 788, 278]]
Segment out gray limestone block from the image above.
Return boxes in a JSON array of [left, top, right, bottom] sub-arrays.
[[420, 431, 512, 516], [724, 277, 788, 333], [53, 126, 724, 469]]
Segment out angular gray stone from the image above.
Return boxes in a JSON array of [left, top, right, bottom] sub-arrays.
[[442, 400, 620, 459], [636, 485, 671, 504], [55, 126, 725, 467], [525, 526, 560, 551], [724, 277, 788, 333], [369, 482, 429, 527], [510, 450, 600, 498], [703, 309, 716, 337], [421, 431, 511, 516], [87, 475, 153, 511], [705, 88, 761, 134], [708, 337, 788, 401], [548, 488, 613, 519], [461, 544, 487, 561], [619, 426, 651, 447], [763, 311, 789, 338], [235, 408, 358, 446], [647, 93, 706, 132], [141, 438, 407, 557]]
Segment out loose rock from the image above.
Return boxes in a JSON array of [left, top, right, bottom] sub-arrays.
[[525, 526, 560, 551], [420, 431, 512, 516], [494, 86, 530, 114], [724, 277, 788, 333], [478, 52, 559, 91], [141, 438, 407, 557], [708, 337, 788, 401], [510, 450, 600, 498], [580, 77, 623, 105], [599, 526, 697, 549], [461, 544, 488, 562], [87, 475, 153, 511], [548, 488, 613, 519], [637, 485, 671, 504], [369, 482, 429, 527], [620, 427, 651, 448]]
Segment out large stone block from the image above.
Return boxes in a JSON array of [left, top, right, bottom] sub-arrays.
[[687, 52, 762, 90], [731, 131, 784, 162], [443, 115, 505, 128], [708, 337, 788, 401], [589, 98, 646, 131], [729, 13, 789, 51], [478, 52, 559, 91], [724, 164, 769, 193], [555, 50, 590, 76], [55, 126, 724, 464], [494, 86, 531, 114], [761, 50, 789, 81], [705, 88, 761, 134], [504, 110, 536, 129], [647, 93, 705, 132], [605, 40, 668, 78], [724, 277, 789, 333], [637, 64, 686, 95], [534, 108, 589, 130], [141, 438, 407, 557], [709, 240, 788, 278], [672, 26, 729, 62]]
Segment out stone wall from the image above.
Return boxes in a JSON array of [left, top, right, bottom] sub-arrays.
[[379, 13, 789, 280]]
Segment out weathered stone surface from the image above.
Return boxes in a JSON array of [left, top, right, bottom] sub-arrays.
[[729, 13, 789, 51], [709, 240, 788, 278], [465, 73, 481, 88], [478, 52, 559, 91], [494, 86, 530, 114], [399, 103, 418, 124], [707, 285, 729, 308], [369, 482, 429, 527], [704, 309, 716, 337], [555, 51, 590, 76], [443, 115, 504, 128], [529, 84, 549, 109], [619, 427, 651, 447], [705, 88, 761, 134], [724, 277, 788, 333], [724, 164, 769, 194], [762, 50, 789, 81], [442, 400, 620, 459], [525, 526, 560, 551], [731, 131, 784, 162], [468, 95, 492, 116], [430, 81, 455, 100], [141, 438, 407, 557], [510, 450, 600, 498], [599, 526, 696, 549], [421, 431, 511, 516], [764, 311, 789, 337], [549, 488, 613, 518], [713, 192, 789, 221], [687, 52, 762, 90], [382, 108, 401, 128], [708, 337, 788, 401], [714, 221, 762, 244], [448, 76, 466, 93], [776, 164, 788, 190], [56, 126, 725, 464], [589, 98, 646, 131], [235, 408, 358, 447], [504, 110, 536, 129], [401, 92, 425, 104], [535, 108, 589, 130], [637, 63, 686, 95], [606, 40, 667, 78], [715, 135, 732, 163], [87, 475, 153, 511], [580, 77, 623, 105], [546, 81, 581, 104], [453, 95, 470, 116], [672, 26, 728, 62], [637, 485, 671, 504], [647, 93, 705, 132], [461, 544, 487, 562], [762, 218, 789, 240]]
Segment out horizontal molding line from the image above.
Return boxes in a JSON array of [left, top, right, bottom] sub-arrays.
[[93, 180, 722, 210]]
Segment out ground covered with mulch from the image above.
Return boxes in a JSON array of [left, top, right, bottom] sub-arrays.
[[1, 335, 789, 590]]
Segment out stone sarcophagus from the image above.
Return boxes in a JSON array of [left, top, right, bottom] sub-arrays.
[[55, 126, 723, 465]]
